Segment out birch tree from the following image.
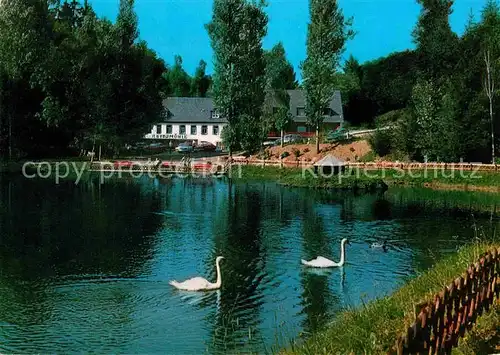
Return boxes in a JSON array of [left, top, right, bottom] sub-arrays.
[[484, 49, 496, 163]]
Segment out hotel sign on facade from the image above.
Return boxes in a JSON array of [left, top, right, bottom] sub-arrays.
[[145, 133, 187, 140]]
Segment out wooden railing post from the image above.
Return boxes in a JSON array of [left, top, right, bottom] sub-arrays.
[[394, 247, 500, 354]]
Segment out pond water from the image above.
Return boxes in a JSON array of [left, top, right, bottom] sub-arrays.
[[0, 173, 499, 354]]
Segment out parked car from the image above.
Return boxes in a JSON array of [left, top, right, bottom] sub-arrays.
[[114, 160, 134, 168], [325, 128, 349, 143], [263, 139, 278, 146], [195, 141, 216, 152], [283, 134, 304, 144], [175, 142, 194, 153], [147, 142, 166, 151], [272, 134, 304, 146]]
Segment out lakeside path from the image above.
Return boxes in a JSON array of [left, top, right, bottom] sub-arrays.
[[3, 158, 500, 193]]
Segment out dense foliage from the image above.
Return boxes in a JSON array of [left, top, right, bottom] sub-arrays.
[[1, 0, 498, 163], [206, 0, 269, 155], [352, 0, 500, 163], [262, 42, 297, 147], [0, 0, 170, 159], [0, 0, 215, 160], [301, 0, 354, 154]]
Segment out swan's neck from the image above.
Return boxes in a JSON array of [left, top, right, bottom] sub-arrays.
[[339, 242, 346, 266], [214, 259, 222, 288]]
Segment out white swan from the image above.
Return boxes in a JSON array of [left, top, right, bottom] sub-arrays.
[[169, 256, 224, 291], [301, 238, 350, 268], [371, 240, 388, 251]]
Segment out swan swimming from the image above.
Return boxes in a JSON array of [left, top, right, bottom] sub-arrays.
[[301, 238, 350, 268], [371, 240, 388, 251], [169, 256, 224, 291]]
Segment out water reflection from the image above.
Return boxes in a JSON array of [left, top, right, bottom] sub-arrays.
[[0, 175, 499, 354], [206, 184, 267, 354]]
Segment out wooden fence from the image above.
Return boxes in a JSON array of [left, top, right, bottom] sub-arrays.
[[393, 247, 500, 354]]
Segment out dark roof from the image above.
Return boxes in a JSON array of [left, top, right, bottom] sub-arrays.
[[162, 97, 226, 123], [287, 89, 343, 123], [161, 90, 344, 124]]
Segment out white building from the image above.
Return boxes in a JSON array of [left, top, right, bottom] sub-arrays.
[[144, 90, 344, 146], [144, 97, 227, 147]]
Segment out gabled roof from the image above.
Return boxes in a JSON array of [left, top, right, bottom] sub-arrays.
[[313, 154, 345, 166], [162, 97, 226, 123], [161, 89, 344, 124], [287, 89, 343, 123]]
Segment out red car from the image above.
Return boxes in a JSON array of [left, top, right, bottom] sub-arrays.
[[195, 141, 216, 152], [161, 161, 177, 168], [193, 162, 213, 170]]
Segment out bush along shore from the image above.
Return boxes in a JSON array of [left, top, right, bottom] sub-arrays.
[[279, 241, 500, 355], [228, 164, 500, 193], [228, 165, 389, 192], [4, 159, 500, 193]]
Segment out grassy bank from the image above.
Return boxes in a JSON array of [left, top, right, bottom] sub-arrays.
[[229, 165, 500, 193], [279, 241, 500, 355], [379, 168, 500, 192], [229, 165, 388, 191]]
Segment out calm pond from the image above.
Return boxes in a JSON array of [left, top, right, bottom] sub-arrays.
[[0, 173, 499, 354]]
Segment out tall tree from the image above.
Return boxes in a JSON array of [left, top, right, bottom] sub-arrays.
[[484, 49, 496, 163], [167, 55, 191, 97], [0, 0, 165, 160], [406, 0, 461, 162], [206, 0, 268, 155], [301, 0, 354, 154], [0, 0, 55, 160], [263, 42, 295, 146], [264, 42, 298, 90], [190, 59, 211, 97], [412, 0, 459, 79], [477, 0, 500, 163]]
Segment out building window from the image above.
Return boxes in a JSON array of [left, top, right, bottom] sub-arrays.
[[213, 125, 219, 135], [166, 125, 172, 134], [191, 125, 197, 135], [156, 124, 162, 134], [297, 107, 305, 116], [297, 126, 307, 133], [211, 109, 220, 119], [202, 125, 208, 135], [180, 125, 186, 134]]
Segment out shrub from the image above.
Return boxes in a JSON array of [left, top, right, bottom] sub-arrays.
[[257, 149, 271, 160], [359, 151, 376, 162], [304, 148, 310, 153], [292, 148, 301, 158], [280, 151, 290, 159], [375, 109, 406, 127], [368, 129, 393, 157]]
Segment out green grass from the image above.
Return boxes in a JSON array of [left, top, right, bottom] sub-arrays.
[[452, 305, 500, 355], [377, 168, 500, 188], [280, 241, 500, 355], [228, 165, 500, 191], [229, 165, 388, 191]]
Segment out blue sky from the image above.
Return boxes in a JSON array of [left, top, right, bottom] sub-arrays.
[[89, 0, 488, 81]]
